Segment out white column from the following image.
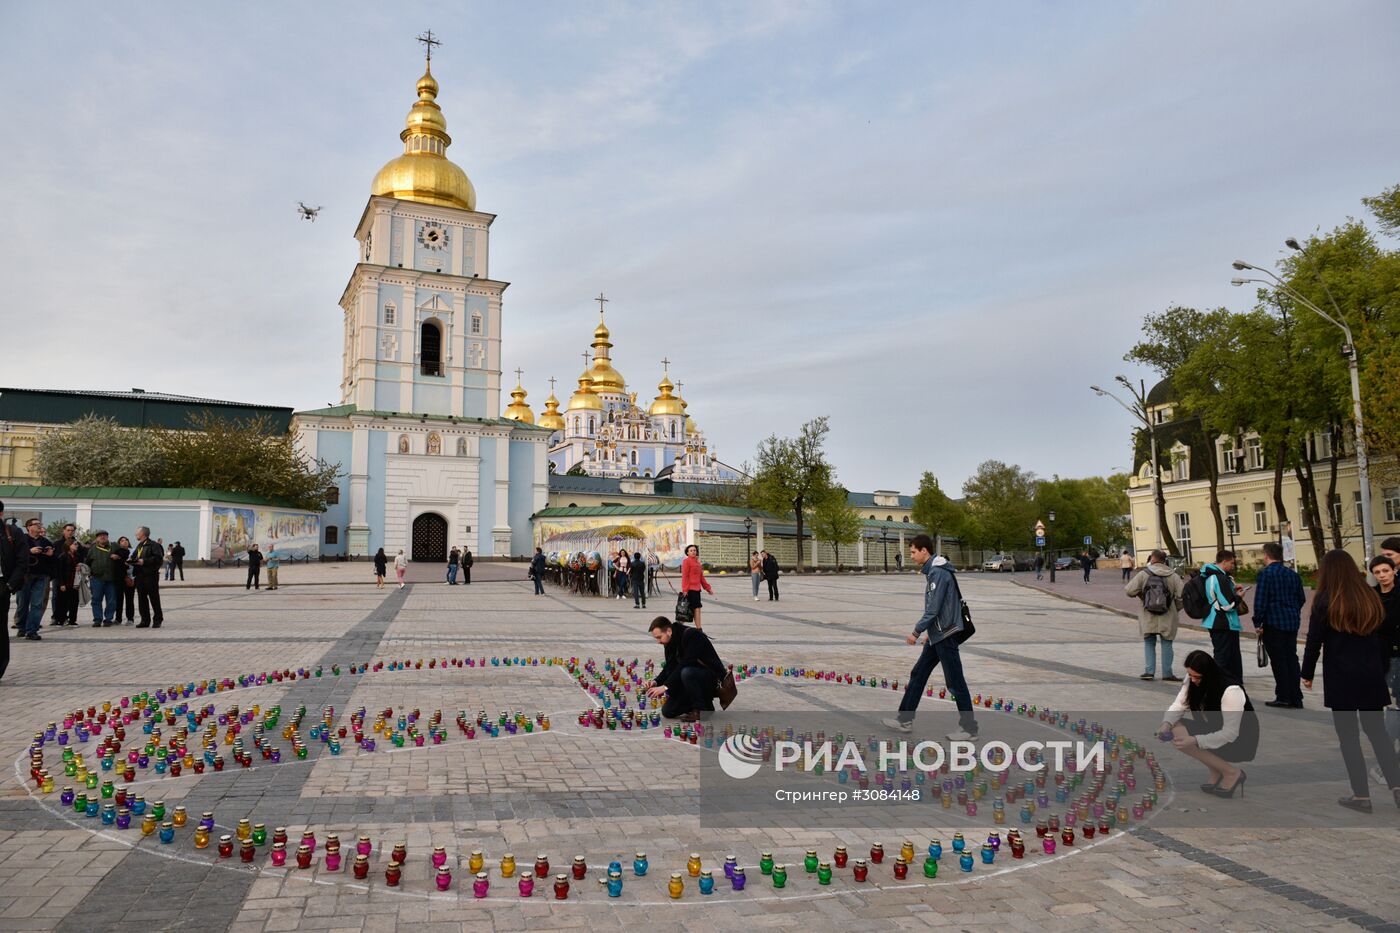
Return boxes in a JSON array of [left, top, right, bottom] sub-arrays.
[[197, 502, 213, 561], [755, 518, 765, 551], [492, 431, 511, 556], [348, 425, 370, 554]]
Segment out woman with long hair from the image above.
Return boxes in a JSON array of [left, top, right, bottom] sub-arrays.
[[373, 548, 388, 589], [680, 544, 713, 629], [1159, 649, 1258, 798], [1302, 549, 1400, 812]]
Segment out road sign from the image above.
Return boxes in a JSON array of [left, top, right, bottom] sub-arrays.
[[1035, 536, 1046, 547], [1083, 536, 1092, 545], [1034, 521, 1046, 536]]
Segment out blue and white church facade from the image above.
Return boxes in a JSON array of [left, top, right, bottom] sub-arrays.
[[294, 57, 550, 561]]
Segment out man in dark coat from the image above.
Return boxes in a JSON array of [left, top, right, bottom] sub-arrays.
[[17, 518, 54, 640], [169, 542, 185, 581], [460, 546, 473, 584], [245, 543, 263, 590], [529, 547, 546, 595], [629, 551, 647, 609], [131, 527, 164, 628], [761, 550, 780, 601], [643, 617, 726, 720], [0, 504, 30, 679]]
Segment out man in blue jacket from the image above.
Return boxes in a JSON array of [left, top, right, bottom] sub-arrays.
[[883, 534, 978, 739]]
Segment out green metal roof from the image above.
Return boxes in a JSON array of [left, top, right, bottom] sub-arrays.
[[295, 404, 553, 432], [0, 388, 292, 432], [0, 486, 303, 509]]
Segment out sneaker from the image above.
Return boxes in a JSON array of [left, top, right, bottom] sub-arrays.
[[881, 718, 913, 733], [754, 597, 760, 601], [946, 728, 978, 742], [1139, 673, 1155, 681]]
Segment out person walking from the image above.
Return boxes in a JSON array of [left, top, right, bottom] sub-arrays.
[[1200, 550, 1246, 684], [642, 616, 728, 721], [169, 541, 185, 581], [460, 546, 473, 585], [131, 527, 164, 628], [1079, 550, 1094, 584], [0, 505, 29, 678], [244, 544, 263, 590], [447, 546, 460, 585], [882, 534, 978, 739], [86, 531, 119, 627], [112, 536, 136, 624], [1034, 553, 1044, 581], [394, 549, 407, 588], [1126, 548, 1183, 681], [265, 546, 281, 590], [749, 551, 762, 601], [1373, 556, 1400, 751], [761, 550, 780, 601], [373, 548, 388, 588], [529, 547, 546, 595], [1301, 548, 1400, 812], [17, 518, 54, 641], [1253, 541, 1307, 708], [680, 544, 713, 629], [630, 550, 647, 609], [1120, 551, 1135, 582], [1159, 650, 1258, 798]]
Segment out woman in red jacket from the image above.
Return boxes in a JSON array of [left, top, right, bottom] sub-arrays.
[[681, 544, 713, 629]]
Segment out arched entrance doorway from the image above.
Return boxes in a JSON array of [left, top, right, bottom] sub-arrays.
[[411, 513, 448, 562]]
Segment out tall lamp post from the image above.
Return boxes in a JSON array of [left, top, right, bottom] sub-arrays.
[[1233, 255, 1375, 559], [1047, 510, 1056, 583], [1092, 380, 1166, 553], [882, 531, 890, 573], [743, 516, 753, 567]]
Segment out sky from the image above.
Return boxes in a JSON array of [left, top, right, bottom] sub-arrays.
[[3, 1, 1397, 496]]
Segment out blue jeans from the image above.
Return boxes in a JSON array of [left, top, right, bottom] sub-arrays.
[[532, 574, 544, 595], [897, 636, 977, 731], [1143, 634, 1174, 677], [90, 578, 117, 623], [18, 576, 49, 635], [751, 572, 762, 597], [447, 563, 458, 584]]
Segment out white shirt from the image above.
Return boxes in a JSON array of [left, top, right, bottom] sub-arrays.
[[1164, 683, 1246, 749]]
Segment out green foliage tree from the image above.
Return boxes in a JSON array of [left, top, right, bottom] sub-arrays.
[[748, 416, 835, 572], [1034, 475, 1130, 557], [32, 415, 164, 488], [1362, 182, 1400, 237], [911, 471, 963, 544], [960, 460, 1037, 552], [809, 486, 863, 570]]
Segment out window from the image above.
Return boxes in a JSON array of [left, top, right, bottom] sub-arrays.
[[1252, 502, 1267, 534], [1171, 442, 1190, 482], [1244, 435, 1263, 470], [383, 303, 396, 325], [1174, 512, 1192, 559], [1329, 494, 1343, 528], [1297, 499, 1309, 531], [1385, 488, 1400, 524], [1217, 437, 1235, 474], [1353, 490, 1363, 526], [420, 320, 443, 376], [630, 450, 638, 465], [326, 487, 340, 505], [325, 526, 339, 545], [471, 312, 482, 335], [588, 417, 595, 434], [902, 516, 910, 522], [1225, 505, 1240, 535], [1314, 431, 1332, 460]]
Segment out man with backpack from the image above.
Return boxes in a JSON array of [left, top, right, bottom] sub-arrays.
[[882, 534, 978, 740], [1181, 549, 1247, 683], [1125, 549, 1183, 682], [1252, 541, 1306, 708]]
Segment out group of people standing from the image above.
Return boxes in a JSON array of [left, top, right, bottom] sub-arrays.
[[445, 546, 474, 585], [748, 550, 780, 601]]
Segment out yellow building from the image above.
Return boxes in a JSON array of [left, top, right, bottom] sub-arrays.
[[1125, 379, 1400, 569]]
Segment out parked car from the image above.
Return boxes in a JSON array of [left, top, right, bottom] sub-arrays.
[[1014, 555, 1038, 571], [982, 555, 1014, 572], [1053, 556, 1078, 572]]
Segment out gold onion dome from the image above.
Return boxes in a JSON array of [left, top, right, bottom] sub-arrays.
[[650, 373, 685, 416], [538, 390, 565, 430], [585, 317, 627, 393], [566, 373, 603, 412], [503, 381, 534, 424], [371, 65, 477, 211]]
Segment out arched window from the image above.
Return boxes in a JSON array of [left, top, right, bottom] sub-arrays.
[[630, 450, 638, 465], [588, 417, 595, 434], [902, 516, 910, 523], [886, 515, 893, 521], [420, 320, 443, 376], [670, 422, 677, 439], [325, 526, 339, 545]]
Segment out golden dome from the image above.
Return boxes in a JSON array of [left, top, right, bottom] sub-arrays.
[[503, 381, 534, 424], [585, 314, 627, 393], [371, 65, 477, 211], [538, 390, 565, 430], [649, 373, 685, 416], [686, 416, 698, 434], [566, 373, 603, 411]]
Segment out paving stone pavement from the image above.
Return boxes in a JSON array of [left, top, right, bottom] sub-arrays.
[[0, 574, 1396, 932]]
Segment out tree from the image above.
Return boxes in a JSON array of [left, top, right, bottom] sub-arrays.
[[32, 415, 164, 488], [154, 413, 340, 511], [960, 460, 1037, 552], [911, 471, 963, 545], [810, 487, 863, 570], [1034, 475, 1131, 557], [748, 416, 835, 572], [1362, 182, 1400, 237]]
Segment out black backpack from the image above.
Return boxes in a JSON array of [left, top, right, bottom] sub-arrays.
[[1141, 572, 1172, 615], [1181, 571, 1210, 620]]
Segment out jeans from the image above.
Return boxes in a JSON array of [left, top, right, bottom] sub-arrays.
[[1082, 567, 1091, 583], [447, 563, 458, 584], [90, 578, 117, 623], [164, 563, 173, 581], [896, 636, 977, 731], [1332, 710, 1400, 797], [54, 587, 79, 623], [661, 665, 717, 718], [1122, 567, 1133, 581], [1210, 626, 1243, 684], [616, 573, 629, 598], [751, 572, 762, 597], [18, 576, 48, 635], [1259, 625, 1303, 706], [1143, 634, 1174, 677], [632, 578, 647, 608], [1384, 658, 1400, 743], [533, 574, 544, 595], [172, 560, 184, 581]]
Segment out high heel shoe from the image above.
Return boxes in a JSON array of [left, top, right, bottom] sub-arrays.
[[1210, 771, 1247, 798], [1199, 779, 1222, 794]]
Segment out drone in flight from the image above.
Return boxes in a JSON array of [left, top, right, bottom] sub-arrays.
[[297, 202, 322, 222]]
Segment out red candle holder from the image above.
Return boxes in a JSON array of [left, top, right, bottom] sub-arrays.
[[853, 859, 869, 882], [893, 859, 909, 880], [353, 855, 369, 879], [869, 844, 884, 864]]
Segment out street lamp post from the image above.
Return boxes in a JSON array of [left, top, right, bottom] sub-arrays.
[[882, 531, 889, 574], [1092, 380, 1166, 553], [743, 516, 753, 567], [1226, 514, 1237, 553], [1233, 257, 1375, 559], [1048, 510, 1056, 583]]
